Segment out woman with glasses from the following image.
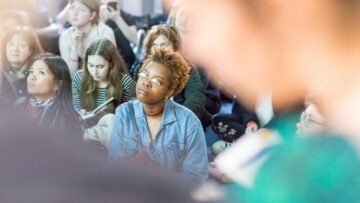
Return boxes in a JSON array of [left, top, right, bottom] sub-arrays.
[[134, 24, 208, 128], [108, 48, 208, 186]]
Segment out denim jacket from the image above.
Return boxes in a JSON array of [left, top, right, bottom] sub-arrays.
[[108, 100, 208, 185]]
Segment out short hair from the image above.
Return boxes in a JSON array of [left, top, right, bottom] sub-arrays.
[[143, 25, 180, 58], [68, 0, 100, 25], [139, 48, 189, 97]]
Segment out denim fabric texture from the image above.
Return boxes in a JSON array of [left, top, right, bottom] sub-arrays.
[[108, 100, 208, 185]]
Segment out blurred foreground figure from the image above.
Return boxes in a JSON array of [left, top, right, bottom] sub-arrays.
[[179, 1, 360, 202], [0, 102, 197, 203], [251, 136, 360, 203], [180, 0, 360, 141]]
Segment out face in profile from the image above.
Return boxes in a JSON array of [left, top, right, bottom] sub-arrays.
[[87, 55, 110, 83], [296, 103, 325, 136], [152, 35, 174, 51], [68, 1, 94, 27], [136, 62, 172, 105], [27, 60, 59, 102], [6, 33, 31, 68]]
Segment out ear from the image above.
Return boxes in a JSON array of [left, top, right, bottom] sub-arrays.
[[53, 80, 63, 93], [89, 12, 96, 22], [164, 89, 175, 100]]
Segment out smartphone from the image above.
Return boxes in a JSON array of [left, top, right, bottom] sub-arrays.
[[107, 2, 118, 11]]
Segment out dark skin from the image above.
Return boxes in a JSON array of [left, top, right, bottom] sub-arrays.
[[136, 62, 174, 140]]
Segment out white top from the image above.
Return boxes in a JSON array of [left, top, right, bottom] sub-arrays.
[[59, 22, 116, 76]]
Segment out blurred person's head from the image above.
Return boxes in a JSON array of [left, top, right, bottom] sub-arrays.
[[0, 11, 27, 40], [251, 136, 360, 203], [27, 53, 74, 111], [173, 7, 193, 58], [0, 100, 196, 203], [179, 0, 360, 138], [143, 25, 180, 58], [68, 0, 100, 27], [136, 48, 189, 105], [80, 39, 127, 111], [2, 27, 39, 70]]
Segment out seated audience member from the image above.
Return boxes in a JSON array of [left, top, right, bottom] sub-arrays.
[[136, 24, 208, 128], [59, 0, 116, 75], [72, 39, 135, 146], [0, 11, 29, 40], [1, 27, 41, 103], [99, 0, 137, 69], [15, 53, 81, 137], [108, 48, 208, 186], [100, 0, 137, 44], [0, 100, 198, 203]]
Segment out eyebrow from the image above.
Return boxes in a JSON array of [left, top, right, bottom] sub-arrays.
[[30, 67, 48, 72], [88, 62, 104, 67], [152, 75, 166, 80], [143, 68, 166, 80]]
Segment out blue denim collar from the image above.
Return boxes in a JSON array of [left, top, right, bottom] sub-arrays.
[[133, 100, 177, 126]]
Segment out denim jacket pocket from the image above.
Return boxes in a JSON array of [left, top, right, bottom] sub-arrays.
[[166, 142, 186, 166], [121, 136, 139, 156]]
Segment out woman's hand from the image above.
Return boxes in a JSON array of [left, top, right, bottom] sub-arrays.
[[70, 27, 84, 44], [100, 4, 119, 22]]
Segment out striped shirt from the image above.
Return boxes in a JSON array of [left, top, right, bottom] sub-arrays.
[[72, 70, 135, 112]]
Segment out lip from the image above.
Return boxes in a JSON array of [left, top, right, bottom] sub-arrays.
[[27, 83, 35, 88], [93, 76, 100, 80], [137, 88, 149, 95]]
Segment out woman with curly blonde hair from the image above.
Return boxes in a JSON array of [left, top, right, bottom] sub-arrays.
[[108, 48, 208, 186], [132, 24, 208, 128]]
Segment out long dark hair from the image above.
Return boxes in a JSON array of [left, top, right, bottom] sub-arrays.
[[28, 53, 78, 119], [80, 39, 128, 112]]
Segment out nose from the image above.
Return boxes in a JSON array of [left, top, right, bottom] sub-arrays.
[[94, 68, 99, 75], [10, 43, 19, 51], [142, 79, 151, 87], [28, 74, 36, 81]]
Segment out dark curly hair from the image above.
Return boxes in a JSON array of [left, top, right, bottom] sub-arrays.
[[139, 48, 190, 97]]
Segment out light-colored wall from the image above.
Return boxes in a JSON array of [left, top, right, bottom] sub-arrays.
[[122, 0, 155, 16]]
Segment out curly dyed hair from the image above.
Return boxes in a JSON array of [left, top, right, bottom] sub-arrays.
[[143, 25, 180, 58], [139, 48, 189, 97]]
